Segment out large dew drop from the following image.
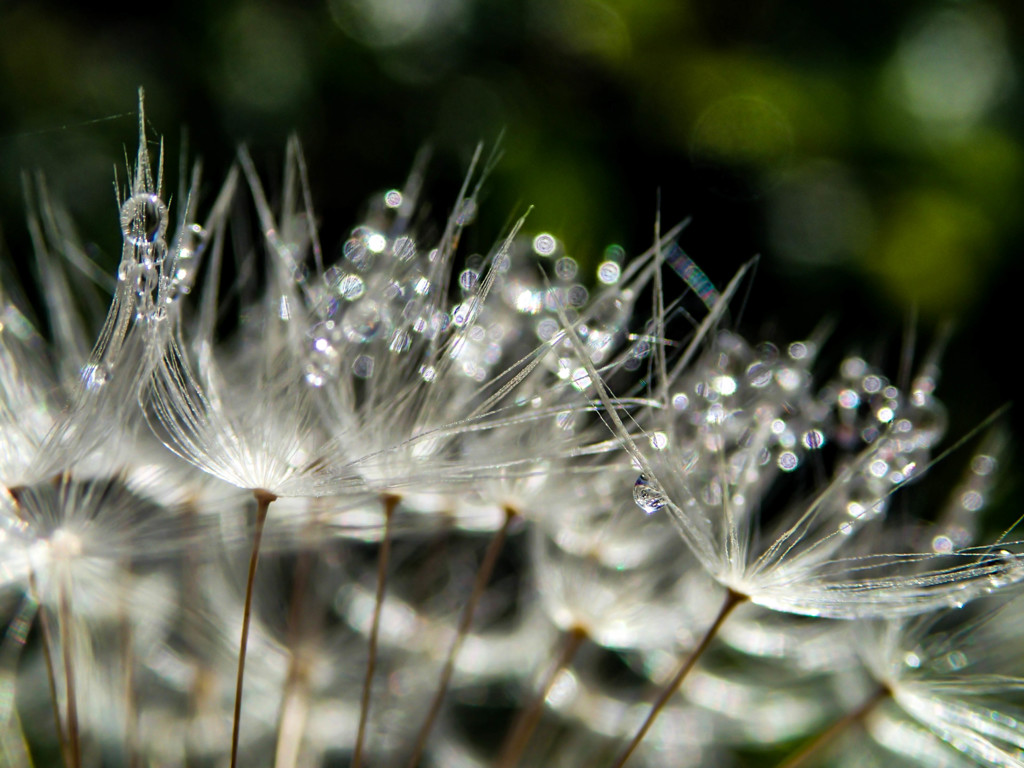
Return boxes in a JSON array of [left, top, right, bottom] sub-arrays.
[[120, 193, 168, 247], [341, 300, 383, 343], [633, 474, 666, 514], [988, 550, 1024, 590]]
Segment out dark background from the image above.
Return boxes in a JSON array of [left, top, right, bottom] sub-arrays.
[[1, 0, 1020, 527]]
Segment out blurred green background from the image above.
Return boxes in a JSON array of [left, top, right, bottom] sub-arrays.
[[0, 0, 1020, 512]]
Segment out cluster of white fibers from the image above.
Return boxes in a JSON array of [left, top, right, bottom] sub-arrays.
[[1, 93, 1022, 768]]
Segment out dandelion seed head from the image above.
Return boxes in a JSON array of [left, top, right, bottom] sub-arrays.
[[4, 98, 1021, 768]]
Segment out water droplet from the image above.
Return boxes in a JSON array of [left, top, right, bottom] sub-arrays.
[[862, 374, 883, 393], [633, 474, 666, 514], [343, 237, 370, 269], [604, 243, 625, 261], [943, 650, 968, 670], [451, 299, 479, 327], [788, 341, 809, 360], [868, 459, 889, 479], [841, 357, 867, 379], [536, 317, 559, 341], [570, 367, 591, 391], [459, 269, 479, 291], [336, 275, 366, 301], [120, 194, 168, 246], [555, 257, 577, 281], [775, 367, 801, 391], [182, 222, 208, 255], [455, 199, 477, 225], [777, 451, 799, 471], [555, 410, 576, 431], [384, 189, 403, 208], [837, 389, 860, 409], [972, 455, 997, 476], [392, 236, 416, 261], [746, 362, 772, 388], [342, 301, 383, 343], [597, 261, 621, 284], [353, 355, 375, 378], [701, 479, 723, 506], [364, 233, 386, 253], [533, 233, 556, 256], [712, 375, 737, 396], [960, 490, 983, 512], [988, 550, 1024, 589], [81, 362, 110, 390], [567, 284, 588, 306], [802, 429, 825, 450], [389, 329, 411, 353], [512, 285, 543, 314]]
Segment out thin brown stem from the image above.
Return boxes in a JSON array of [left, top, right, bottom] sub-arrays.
[[58, 574, 81, 768], [229, 488, 277, 768], [351, 494, 399, 768], [405, 506, 517, 768], [495, 625, 589, 768], [777, 686, 890, 768], [181, 499, 204, 768], [121, 593, 139, 768], [611, 589, 746, 768], [182, 501, 211, 768], [274, 666, 312, 768], [274, 541, 317, 768], [26, 567, 70, 768]]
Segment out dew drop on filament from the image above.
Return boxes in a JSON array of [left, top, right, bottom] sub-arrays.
[[341, 301, 383, 343], [120, 193, 168, 247], [633, 474, 666, 514], [80, 362, 110, 390], [988, 550, 1024, 590]]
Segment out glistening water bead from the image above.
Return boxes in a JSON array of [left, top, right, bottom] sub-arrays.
[[341, 301, 383, 343], [633, 474, 666, 514], [120, 193, 168, 247]]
